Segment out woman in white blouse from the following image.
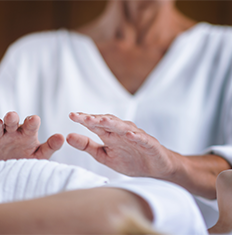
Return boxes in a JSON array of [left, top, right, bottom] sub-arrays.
[[0, 0, 232, 234]]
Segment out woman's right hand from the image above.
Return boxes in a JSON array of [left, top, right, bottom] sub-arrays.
[[67, 112, 177, 179], [0, 111, 64, 161]]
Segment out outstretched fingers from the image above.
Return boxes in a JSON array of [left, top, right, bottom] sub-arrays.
[[69, 112, 137, 136], [69, 112, 108, 136], [3, 112, 19, 134], [70, 112, 160, 150], [21, 115, 41, 136], [0, 119, 4, 138], [35, 134, 65, 159], [66, 133, 106, 161]]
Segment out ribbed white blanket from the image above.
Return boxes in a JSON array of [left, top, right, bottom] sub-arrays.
[[0, 159, 109, 203]]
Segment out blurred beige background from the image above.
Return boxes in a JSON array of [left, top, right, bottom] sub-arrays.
[[0, 0, 232, 61]]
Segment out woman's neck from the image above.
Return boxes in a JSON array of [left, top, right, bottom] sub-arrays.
[[78, 0, 196, 48]]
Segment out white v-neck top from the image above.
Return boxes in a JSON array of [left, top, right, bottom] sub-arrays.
[[0, 22, 232, 232], [1, 23, 232, 170]]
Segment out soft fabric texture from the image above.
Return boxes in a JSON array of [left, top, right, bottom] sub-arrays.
[[0, 159, 108, 203], [1, 22, 231, 233]]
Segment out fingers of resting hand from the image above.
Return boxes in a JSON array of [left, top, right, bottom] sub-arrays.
[[66, 133, 106, 160], [0, 119, 4, 138], [3, 112, 19, 133], [21, 115, 41, 136], [35, 134, 64, 159]]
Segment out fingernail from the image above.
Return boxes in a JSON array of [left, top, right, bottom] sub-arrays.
[[69, 112, 79, 117], [26, 116, 33, 121], [127, 131, 136, 135]]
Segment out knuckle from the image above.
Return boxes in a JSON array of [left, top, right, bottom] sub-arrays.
[[100, 117, 107, 122]]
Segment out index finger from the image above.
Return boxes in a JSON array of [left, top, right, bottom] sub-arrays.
[[0, 119, 4, 138], [3, 112, 19, 133], [69, 112, 137, 135], [21, 115, 41, 137]]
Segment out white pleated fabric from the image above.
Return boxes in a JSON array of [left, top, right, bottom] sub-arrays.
[[0, 159, 108, 203]]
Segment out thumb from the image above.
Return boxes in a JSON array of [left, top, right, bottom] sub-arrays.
[[34, 134, 65, 159]]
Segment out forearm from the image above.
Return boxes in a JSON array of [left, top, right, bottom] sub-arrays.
[[0, 187, 153, 234], [163, 149, 231, 199]]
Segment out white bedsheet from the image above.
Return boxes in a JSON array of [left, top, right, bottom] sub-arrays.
[[0, 159, 108, 203]]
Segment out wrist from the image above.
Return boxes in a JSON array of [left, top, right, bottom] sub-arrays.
[[153, 145, 186, 181]]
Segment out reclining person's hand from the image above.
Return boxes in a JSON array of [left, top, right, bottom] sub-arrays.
[[0, 112, 64, 161], [67, 112, 176, 178]]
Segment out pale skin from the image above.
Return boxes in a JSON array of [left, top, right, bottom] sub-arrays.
[[0, 0, 231, 233], [208, 170, 232, 234], [0, 111, 64, 160]]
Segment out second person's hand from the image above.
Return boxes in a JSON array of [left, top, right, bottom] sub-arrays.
[[0, 112, 64, 161]]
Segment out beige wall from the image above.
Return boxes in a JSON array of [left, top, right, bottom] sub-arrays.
[[0, 1, 232, 60]]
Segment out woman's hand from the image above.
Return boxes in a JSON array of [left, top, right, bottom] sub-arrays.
[[67, 112, 176, 178], [0, 112, 64, 161], [67, 112, 231, 199]]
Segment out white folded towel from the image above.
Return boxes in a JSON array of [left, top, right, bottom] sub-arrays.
[[0, 159, 109, 203]]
